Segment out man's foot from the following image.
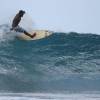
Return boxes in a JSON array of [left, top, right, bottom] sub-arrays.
[[30, 33, 36, 38]]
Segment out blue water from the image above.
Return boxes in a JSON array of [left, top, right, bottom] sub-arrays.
[[0, 25, 100, 99]]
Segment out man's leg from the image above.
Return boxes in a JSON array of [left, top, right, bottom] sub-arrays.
[[23, 30, 36, 38], [15, 26, 36, 38]]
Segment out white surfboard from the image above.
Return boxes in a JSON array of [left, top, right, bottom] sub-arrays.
[[16, 30, 53, 40]]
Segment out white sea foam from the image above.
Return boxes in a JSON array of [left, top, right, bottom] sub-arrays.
[[0, 93, 100, 100], [0, 24, 15, 42]]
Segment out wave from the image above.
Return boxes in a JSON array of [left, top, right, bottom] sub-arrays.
[[0, 24, 100, 92]]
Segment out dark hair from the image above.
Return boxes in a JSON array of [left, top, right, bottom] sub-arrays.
[[19, 10, 25, 14]]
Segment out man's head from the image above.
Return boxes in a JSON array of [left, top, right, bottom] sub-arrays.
[[19, 10, 25, 17]]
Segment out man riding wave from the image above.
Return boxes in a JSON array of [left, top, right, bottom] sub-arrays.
[[10, 10, 36, 38]]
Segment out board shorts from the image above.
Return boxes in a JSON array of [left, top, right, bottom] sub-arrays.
[[14, 26, 26, 33]]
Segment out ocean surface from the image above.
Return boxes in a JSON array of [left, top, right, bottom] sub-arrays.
[[0, 24, 100, 99]]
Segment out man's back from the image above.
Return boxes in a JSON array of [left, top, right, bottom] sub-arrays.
[[12, 13, 21, 28]]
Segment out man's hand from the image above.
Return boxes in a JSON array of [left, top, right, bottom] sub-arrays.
[[10, 28, 13, 31], [10, 27, 16, 31]]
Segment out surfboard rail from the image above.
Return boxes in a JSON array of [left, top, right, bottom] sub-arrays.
[[16, 30, 53, 40]]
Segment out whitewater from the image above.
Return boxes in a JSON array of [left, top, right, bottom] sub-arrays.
[[0, 24, 100, 99]]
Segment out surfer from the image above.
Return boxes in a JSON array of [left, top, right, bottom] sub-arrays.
[[10, 10, 36, 38]]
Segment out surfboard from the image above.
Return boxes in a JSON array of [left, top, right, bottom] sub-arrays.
[[16, 30, 53, 40]]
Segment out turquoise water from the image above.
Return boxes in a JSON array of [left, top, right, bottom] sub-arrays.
[[0, 25, 100, 99]]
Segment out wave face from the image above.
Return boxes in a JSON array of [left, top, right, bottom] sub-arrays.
[[0, 25, 100, 93]]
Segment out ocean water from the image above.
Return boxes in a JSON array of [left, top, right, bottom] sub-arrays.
[[0, 25, 100, 99]]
